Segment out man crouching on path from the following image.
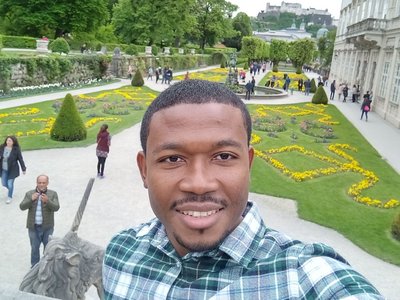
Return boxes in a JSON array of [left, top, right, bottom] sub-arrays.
[[103, 79, 382, 299]]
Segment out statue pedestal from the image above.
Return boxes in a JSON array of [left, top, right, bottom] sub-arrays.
[[36, 39, 50, 53]]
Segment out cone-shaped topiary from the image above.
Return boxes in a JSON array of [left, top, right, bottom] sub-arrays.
[[392, 212, 400, 241], [220, 60, 226, 68], [310, 78, 317, 93], [311, 85, 328, 105], [50, 93, 87, 141], [49, 37, 70, 54], [131, 70, 144, 87]]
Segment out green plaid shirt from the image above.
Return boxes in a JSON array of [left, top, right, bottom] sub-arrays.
[[103, 202, 382, 299]]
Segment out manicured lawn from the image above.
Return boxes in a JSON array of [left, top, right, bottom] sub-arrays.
[[1, 78, 399, 265], [0, 86, 157, 150], [248, 103, 400, 265]]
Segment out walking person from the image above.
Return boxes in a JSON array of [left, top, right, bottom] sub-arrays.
[[245, 80, 252, 100], [147, 66, 153, 80], [304, 79, 311, 96], [20, 174, 59, 268], [96, 124, 111, 178], [343, 84, 349, 102], [330, 80, 336, 100], [338, 83, 344, 101], [155, 68, 160, 83], [0, 135, 26, 204], [352, 85, 358, 103], [361, 93, 372, 121], [251, 76, 256, 94]]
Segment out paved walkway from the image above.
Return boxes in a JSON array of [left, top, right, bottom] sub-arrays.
[[0, 66, 399, 299]]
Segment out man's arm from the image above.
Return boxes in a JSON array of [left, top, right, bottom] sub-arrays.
[[20, 191, 34, 211], [42, 191, 60, 211]]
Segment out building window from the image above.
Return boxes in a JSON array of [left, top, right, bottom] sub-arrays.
[[379, 62, 390, 97], [391, 63, 400, 104]]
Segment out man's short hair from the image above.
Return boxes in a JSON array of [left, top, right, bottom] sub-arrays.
[[140, 79, 252, 154]]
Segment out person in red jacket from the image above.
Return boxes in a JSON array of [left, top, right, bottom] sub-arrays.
[[96, 124, 111, 178]]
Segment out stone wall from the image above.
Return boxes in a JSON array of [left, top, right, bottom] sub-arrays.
[[10, 61, 98, 87]]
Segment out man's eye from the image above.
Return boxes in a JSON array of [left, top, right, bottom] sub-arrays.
[[164, 156, 182, 163], [215, 153, 234, 160]]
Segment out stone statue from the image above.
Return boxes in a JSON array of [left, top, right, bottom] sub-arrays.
[[20, 178, 104, 300]]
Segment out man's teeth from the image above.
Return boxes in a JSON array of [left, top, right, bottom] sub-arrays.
[[181, 210, 218, 217]]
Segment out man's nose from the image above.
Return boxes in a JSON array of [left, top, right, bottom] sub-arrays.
[[179, 162, 218, 195]]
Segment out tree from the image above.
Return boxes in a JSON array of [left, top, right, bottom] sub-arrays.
[[50, 94, 87, 141], [288, 38, 315, 69], [269, 39, 288, 68], [0, 0, 109, 38], [112, 0, 196, 46], [223, 12, 252, 50], [191, 0, 237, 49], [241, 36, 269, 63]]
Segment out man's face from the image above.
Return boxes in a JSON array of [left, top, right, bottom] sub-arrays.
[[37, 176, 49, 192], [137, 103, 254, 256]]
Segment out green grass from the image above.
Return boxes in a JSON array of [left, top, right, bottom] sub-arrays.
[[249, 103, 400, 265], [0, 85, 157, 150], [1, 82, 399, 265]]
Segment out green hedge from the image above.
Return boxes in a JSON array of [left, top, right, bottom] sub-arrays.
[[0, 35, 38, 49]]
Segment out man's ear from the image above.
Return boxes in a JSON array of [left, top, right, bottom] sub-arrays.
[[137, 151, 148, 189], [248, 146, 255, 169]]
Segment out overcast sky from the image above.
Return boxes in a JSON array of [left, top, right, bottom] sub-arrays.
[[229, 0, 342, 19]]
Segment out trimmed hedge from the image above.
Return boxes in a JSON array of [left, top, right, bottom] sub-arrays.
[[0, 35, 38, 49], [50, 93, 87, 141], [49, 38, 70, 54], [392, 212, 400, 241], [310, 78, 317, 93], [311, 85, 328, 105], [131, 70, 144, 87]]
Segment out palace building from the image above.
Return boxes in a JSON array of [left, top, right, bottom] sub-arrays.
[[330, 0, 400, 127]]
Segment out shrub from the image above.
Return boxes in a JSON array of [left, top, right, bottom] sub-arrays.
[[296, 66, 302, 74], [50, 93, 87, 141], [131, 70, 144, 87], [392, 212, 400, 241], [311, 85, 328, 105], [243, 62, 249, 70], [151, 45, 159, 56], [1, 35, 37, 49], [310, 78, 317, 93], [0, 35, 3, 50], [220, 60, 226, 68], [272, 65, 278, 72], [50, 38, 70, 54], [125, 44, 138, 55]]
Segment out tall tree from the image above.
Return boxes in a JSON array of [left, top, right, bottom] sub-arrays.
[[241, 36, 269, 63], [191, 0, 237, 49], [112, 0, 196, 46], [288, 38, 315, 69], [223, 12, 252, 50], [269, 39, 288, 67], [0, 0, 109, 38]]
